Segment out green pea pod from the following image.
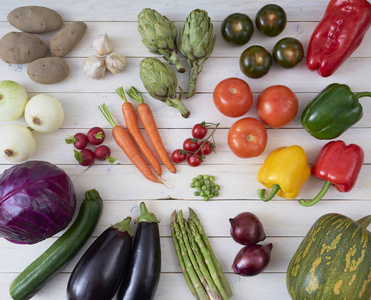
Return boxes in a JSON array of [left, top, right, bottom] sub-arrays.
[[301, 83, 371, 140]]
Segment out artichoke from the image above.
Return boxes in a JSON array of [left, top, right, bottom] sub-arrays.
[[179, 9, 216, 98], [139, 57, 190, 118], [138, 8, 185, 73]]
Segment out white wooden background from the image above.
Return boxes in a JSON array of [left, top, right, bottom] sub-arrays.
[[1, 1, 371, 299]]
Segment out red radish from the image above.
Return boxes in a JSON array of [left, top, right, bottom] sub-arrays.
[[65, 133, 88, 150], [87, 127, 105, 145], [94, 145, 117, 164], [74, 149, 95, 166]]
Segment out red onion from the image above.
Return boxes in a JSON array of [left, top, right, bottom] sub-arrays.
[[232, 243, 273, 276], [229, 212, 266, 245]]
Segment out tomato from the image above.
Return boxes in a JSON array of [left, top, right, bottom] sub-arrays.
[[221, 13, 254, 46], [255, 4, 287, 37], [228, 117, 268, 158], [172, 149, 187, 163], [200, 141, 213, 155], [213, 77, 253, 117], [192, 123, 208, 139], [183, 138, 200, 152], [240, 46, 273, 79], [273, 37, 304, 68], [257, 85, 298, 128], [187, 154, 202, 167]]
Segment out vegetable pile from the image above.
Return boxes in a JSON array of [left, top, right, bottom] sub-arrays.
[[171, 208, 233, 299], [190, 174, 220, 201]]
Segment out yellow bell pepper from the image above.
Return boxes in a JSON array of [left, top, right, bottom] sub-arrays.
[[257, 145, 311, 201]]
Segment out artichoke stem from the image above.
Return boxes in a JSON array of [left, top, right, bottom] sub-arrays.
[[186, 64, 201, 99], [169, 52, 186, 73], [166, 97, 190, 118]]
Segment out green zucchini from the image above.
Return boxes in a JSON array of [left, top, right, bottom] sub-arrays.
[[9, 189, 103, 300]]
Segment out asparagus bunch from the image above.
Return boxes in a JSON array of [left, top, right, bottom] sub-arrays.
[[170, 208, 233, 300]]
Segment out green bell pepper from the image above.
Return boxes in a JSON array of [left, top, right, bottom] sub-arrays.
[[301, 83, 371, 140]]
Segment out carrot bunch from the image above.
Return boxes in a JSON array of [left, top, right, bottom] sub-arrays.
[[98, 86, 176, 183]]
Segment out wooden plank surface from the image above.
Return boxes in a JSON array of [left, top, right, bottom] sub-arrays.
[[0, 1, 371, 299]]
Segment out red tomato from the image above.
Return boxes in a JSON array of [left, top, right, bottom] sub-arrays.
[[256, 85, 298, 128], [183, 138, 199, 152], [228, 117, 268, 158], [213, 77, 253, 118], [172, 149, 187, 163], [192, 123, 208, 139], [187, 154, 202, 167]]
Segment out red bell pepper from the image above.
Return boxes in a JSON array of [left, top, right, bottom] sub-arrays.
[[307, 0, 371, 77], [300, 140, 364, 206]]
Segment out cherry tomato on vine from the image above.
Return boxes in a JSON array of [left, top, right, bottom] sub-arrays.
[[192, 123, 208, 139], [183, 138, 200, 152], [187, 154, 202, 167], [221, 13, 254, 46], [172, 149, 187, 163], [213, 77, 253, 117], [257, 85, 298, 128], [200, 141, 213, 155], [255, 4, 287, 37], [228, 117, 268, 158]]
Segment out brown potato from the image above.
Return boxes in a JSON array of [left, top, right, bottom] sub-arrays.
[[27, 57, 70, 84], [7, 6, 63, 33], [0, 32, 46, 64], [49, 22, 87, 57]]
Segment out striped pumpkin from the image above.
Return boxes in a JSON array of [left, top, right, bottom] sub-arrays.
[[286, 213, 371, 300]]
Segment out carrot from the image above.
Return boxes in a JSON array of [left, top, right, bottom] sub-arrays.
[[126, 86, 177, 174], [115, 87, 162, 176], [98, 103, 161, 183]]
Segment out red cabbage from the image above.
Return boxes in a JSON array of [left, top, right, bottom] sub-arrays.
[[0, 160, 76, 244]]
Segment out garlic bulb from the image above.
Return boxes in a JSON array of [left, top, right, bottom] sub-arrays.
[[105, 52, 127, 74], [83, 55, 106, 79], [93, 33, 114, 56]]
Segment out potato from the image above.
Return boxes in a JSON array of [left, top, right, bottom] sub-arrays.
[[7, 6, 63, 33], [27, 57, 69, 84], [49, 21, 87, 57], [0, 32, 46, 64]]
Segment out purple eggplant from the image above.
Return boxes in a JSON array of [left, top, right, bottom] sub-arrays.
[[117, 202, 161, 300], [67, 216, 133, 300]]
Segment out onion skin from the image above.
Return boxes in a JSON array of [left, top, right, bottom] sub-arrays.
[[229, 212, 266, 245], [232, 243, 273, 276]]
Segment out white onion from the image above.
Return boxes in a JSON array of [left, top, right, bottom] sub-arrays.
[[25, 94, 64, 133], [0, 123, 36, 163], [0, 80, 29, 122]]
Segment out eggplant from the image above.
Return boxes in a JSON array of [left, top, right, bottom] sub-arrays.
[[117, 202, 161, 300], [67, 216, 133, 300]]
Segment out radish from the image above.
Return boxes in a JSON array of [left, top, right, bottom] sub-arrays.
[[74, 149, 95, 166], [94, 145, 117, 164], [65, 133, 88, 150], [87, 127, 105, 145]]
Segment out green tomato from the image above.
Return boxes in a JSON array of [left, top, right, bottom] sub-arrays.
[[221, 13, 254, 46], [240, 45, 273, 79], [255, 4, 287, 37], [273, 37, 304, 68]]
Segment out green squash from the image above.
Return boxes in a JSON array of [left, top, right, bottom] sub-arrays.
[[286, 213, 371, 300]]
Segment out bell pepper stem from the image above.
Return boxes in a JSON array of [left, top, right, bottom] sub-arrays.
[[257, 184, 281, 201], [299, 180, 332, 207], [357, 215, 371, 229], [355, 92, 371, 99]]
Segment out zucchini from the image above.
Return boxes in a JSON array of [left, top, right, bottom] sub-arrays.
[[9, 189, 103, 300]]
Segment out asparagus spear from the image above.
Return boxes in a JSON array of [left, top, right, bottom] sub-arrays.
[[189, 218, 230, 300], [172, 212, 209, 300], [184, 219, 223, 300], [177, 210, 217, 299], [170, 211, 199, 299], [189, 208, 233, 298]]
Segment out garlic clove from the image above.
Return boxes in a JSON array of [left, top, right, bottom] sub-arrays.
[[105, 52, 127, 74], [93, 33, 114, 56], [83, 55, 106, 79]]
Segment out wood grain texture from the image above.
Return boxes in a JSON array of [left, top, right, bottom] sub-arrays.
[[0, 1, 371, 299]]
